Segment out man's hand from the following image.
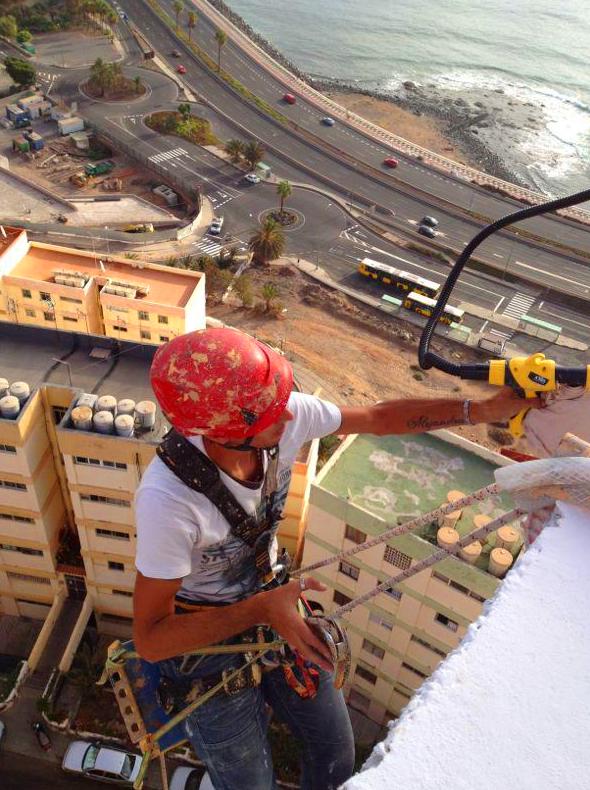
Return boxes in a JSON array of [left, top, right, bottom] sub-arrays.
[[260, 578, 334, 671], [472, 387, 544, 424]]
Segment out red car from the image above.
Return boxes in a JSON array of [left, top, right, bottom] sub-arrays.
[[283, 93, 296, 105], [176, 64, 186, 74], [383, 157, 399, 168]]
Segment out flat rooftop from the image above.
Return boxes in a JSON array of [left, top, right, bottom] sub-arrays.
[[0, 323, 168, 441], [10, 245, 197, 308]]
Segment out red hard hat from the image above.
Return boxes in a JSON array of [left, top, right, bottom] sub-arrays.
[[150, 327, 293, 439]]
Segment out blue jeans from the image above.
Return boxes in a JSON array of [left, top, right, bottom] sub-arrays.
[[159, 650, 355, 790]]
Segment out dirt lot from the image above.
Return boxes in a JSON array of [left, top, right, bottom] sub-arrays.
[[209, 262, 512, 452]]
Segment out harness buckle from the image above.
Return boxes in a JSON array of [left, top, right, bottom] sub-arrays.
[[221, 660, 261, 695], [305, 616, 351, 689]]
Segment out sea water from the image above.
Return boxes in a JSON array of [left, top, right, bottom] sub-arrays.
[[226, 0, 590, 195]]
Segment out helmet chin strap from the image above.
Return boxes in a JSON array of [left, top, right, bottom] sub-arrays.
[[205, 435, 275, 452]]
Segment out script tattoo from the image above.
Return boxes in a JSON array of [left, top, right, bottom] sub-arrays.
[[406, 414, 463, 431]]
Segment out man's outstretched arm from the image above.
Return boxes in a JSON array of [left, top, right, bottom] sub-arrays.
[[337, 387, 539, 436]]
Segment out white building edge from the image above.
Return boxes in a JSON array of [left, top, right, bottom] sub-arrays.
[[345, 448, 590, 789]]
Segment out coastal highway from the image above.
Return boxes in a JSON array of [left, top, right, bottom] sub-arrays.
[[123, 0, 590, 254]]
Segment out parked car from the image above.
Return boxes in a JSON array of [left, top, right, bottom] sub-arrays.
[[244, 172, 261, 184], [176, 64, 187, 74], [209, 216, 224, 235], [62, 741, 142, 785], [417, 224, 436, 239], [283, 93, 296, 105], [321, 116, 335, 126], [383, 157, 398, 168], [170, 767, 214, 790], [171, 50, 181, 57], [421, 215, 439, 227]]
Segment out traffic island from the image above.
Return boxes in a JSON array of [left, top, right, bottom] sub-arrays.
[[145, 110, 218, 146]]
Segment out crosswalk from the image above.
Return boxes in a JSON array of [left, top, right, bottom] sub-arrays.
[[191, 238, 224, 256], [502, 292, 536, 321], [148, 147, 188, 164]]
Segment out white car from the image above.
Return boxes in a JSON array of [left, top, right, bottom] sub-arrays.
[[170, 767, 214, 790], [244, 172, 260, 184], [62, 740, 142, 785], [209, 216, 224, 235]]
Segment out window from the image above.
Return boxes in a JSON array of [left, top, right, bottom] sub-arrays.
[[108, 561, 125, 571], [138, 311, 149, 321], [43, 312, 54, 321], [80, 494, 130, 507], [401, 661, 428, 679], [60, 296, 82, 304], [22, 289, 32, 298], [25, 309, 36, 318], [159, 335, 169, 342], [432, 571, 486, 603], [96, 528, 130, 541], [354, 665, 377, 685], [394, 686, 412, 701], [7, 571, 50, 585], [344, 524, 366, 544], [0, 480, 26, 491], [114, 325, 128, 332], [410, 635, 447, 658], [75, 457, 126, 470], [384, 546, 412, 570], [74, 456, 100, 466], [338, 561, 359, 580], [348, 688, 371, 713], [112, 589, 133, 597], [380, 583, 402, 601], [362, 639, 385, 660], [369, 612, 393, 631], [0, 512, 34, 523], [158, 315, 168, 324], [0, 443, 17, 454], [63, 316, 78, 322], [102, 460, 127, 470], [0, 544, 43, 556], [434, 612, 459, 632], [40, 291, 51, 301], [140, 330, 151, 340], [333, 590, 352, 607]]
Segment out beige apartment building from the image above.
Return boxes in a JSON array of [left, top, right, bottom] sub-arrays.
[[0, 227, 206, 343], [302, 431, 521, 734]]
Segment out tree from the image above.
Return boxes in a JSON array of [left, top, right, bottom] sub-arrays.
[[248, 217, 285, 265], [172, 0, 183, 30], [261, 282, 280, 312], [233, 274, 254, 307], [0, 15, 18, 39], [133, 75, 142, 94], [276, 180, 292, 216], [202, 259, 232, 300], [243, 140, 265, 170], [4, 56, 35, 86], [215, 28, 227, 72], [187, 10, 196, 41], [89, 56, 107, 95], [224, 138, 244, 163], [178, 102, 191, 120], [16, 28, 32, 45]]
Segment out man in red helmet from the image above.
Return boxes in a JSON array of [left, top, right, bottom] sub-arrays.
[[134, 327, 533, 790]]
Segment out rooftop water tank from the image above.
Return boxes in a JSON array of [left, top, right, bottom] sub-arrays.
[[488, 547, 513, 578], [76, 392, 98, 411], [114, 414, 134, 437], [495, 525, 519, 552], [0, 395, 20, 419], [9, 381, 30, 405], [437, 527, 459, 551], [96, 395, 117, 415], [93, 410, 114, 434], [117, 399, 136, 416], [71, 405, 93, 431], [459, 541, 482, 565], [135, 400, 156, 429], [0, 378, 9, 398]]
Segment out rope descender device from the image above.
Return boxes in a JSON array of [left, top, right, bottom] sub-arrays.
[[306, 615, 351, 689], [417, 187, 590, 437]]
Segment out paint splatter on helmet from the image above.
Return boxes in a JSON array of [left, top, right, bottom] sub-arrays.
[[150, 327, 293, 439]]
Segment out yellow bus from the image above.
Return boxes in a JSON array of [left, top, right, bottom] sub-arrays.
[[358, 257, 440, 298], [403, 291, 464, 325]]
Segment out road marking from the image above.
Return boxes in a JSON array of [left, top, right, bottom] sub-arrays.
[[192, 239, 224, 255], [494, 295, 506, 312], [514, 259, 590, 293], [502, 292, 536, 320]]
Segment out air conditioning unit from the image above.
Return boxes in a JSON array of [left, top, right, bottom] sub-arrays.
[[136, 285, 150, 296]]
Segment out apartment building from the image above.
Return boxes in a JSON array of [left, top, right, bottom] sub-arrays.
[[0, 227, 206, 343], [301, 430, 521, 734]]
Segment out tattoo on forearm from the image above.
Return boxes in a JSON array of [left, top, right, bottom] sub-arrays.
[[406, 415, 463, 431]]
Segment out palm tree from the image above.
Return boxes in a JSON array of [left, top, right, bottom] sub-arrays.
[[172, 0, 184, 30], [249, 218, 285, 265], [276, 180, 292, 216], [261, 282, 280, 312], [178, 102, 191, 120], [89, 57, 107, 96], [187, 10, 197, 41], [215, 28, 227, 72], [243, 140, 265, 170], [225, 138, 244, 163]]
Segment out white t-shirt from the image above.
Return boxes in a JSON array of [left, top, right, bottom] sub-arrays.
[[135, 392, 341, 603]]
